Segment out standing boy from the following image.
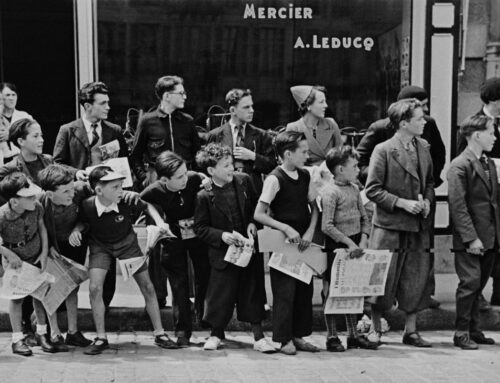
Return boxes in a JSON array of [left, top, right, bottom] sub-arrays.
[[141, 151, 211, 347], [79, 166, 179, 355], [254, 131, 319, 355], [448, 115, 500, 349], [194, 143, 274, 353]]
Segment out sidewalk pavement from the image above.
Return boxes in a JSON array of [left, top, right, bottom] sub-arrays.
[[1, 331, 500, 383], [2, 273, 500, 332]]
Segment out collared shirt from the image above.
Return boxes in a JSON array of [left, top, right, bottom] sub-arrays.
[[95, 197, 119, 217], [229, 120, 246, 146], [82, 115, 102, 145]]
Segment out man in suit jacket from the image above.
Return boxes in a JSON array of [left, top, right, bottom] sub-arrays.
[[365, 98, 435, 347], [193, 143, 273, 353], [53, 82, 128, 171], [455, 78, 500, 309], [53, 81, 128, 308], [207, 88, 276, 193], [448, 115, 500, 349]]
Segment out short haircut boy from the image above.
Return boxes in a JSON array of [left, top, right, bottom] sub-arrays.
[[195, 143, 232, 173], [480, 77, 500, 104], [387, 98, 422, 128], [155, 75, 184, 100], [78, 82, 109, 107], [225, 88, 252, 107], [459, 115, 493, 138], [0, 171, 30, 200], [325, 146, 359, 174], [38, 164, 75, 191], [273, 130, 307, 159], [155, 151, 185, 179]]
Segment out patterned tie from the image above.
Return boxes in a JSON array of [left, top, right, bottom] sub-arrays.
[[90, 123, 99, 147], [480, 156, 490, 181], [236, 125, 244, 147]]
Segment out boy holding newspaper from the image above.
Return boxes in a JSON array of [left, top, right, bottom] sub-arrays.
[[320, 146, 378, 352], [79, 166, 179, 355]]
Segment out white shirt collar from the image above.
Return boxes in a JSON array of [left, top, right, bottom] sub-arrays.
[[95, 197, 119, 217]]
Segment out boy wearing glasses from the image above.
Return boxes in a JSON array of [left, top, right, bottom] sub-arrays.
[[130, 75, 201, 188]]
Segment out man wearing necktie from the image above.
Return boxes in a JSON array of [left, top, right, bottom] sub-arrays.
[[207, 88, 276, 193], [456, 77, 500, 309]]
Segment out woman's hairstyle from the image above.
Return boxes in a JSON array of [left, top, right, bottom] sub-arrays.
[[298, 85, 327, 116], [155, 75, 184, 100], [155, 150, 186, 179], [195, 143, 232, 173], [38, 164, 75, 192], [387, 98, 422, 129], [9, 118, 39, 144]]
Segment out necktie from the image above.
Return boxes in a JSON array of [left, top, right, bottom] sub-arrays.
[[90, 123, 99, 147], [236, 125, 244, 147], [480, 156, 490, 181]]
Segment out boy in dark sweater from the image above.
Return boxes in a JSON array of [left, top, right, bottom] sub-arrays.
[[141, 151, 211, 347], [194, 143, 275, 353], [254, 131, 319, 355], [80, 166, 179, 355]]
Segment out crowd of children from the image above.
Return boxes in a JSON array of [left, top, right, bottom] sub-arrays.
[[0, 93, 499, 358]]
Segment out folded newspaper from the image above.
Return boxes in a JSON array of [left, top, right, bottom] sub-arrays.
[[118, 255, 148, 281], [224, 232, 254, 267], [324, 296, 364, 314], [0, 262, 55, 301], [268, 253, 314, 284], [135, 224, 176, 256], [31, 249, 89, 315]]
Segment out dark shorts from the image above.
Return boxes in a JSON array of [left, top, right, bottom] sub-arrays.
[[88, 233, 147, 273], [56, 240, 87, 265]]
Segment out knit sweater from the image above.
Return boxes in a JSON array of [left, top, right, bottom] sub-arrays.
[[320, 180, 370, 247]]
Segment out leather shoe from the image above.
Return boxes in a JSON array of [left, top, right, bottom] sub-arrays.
[[293, 338, 320, 352], [65, 331, 92, 347], [12, 339, 33, 356], [51, 335, 69, 352], [453, 333, 478, 350], [402, 332, 432, 348], [176, 335, 190, 348], [84, 338, 110, 355], [326, 336, 345, 352], [470, 332, 495, 345], [35, 333, 56, 353], [347, 335, 379, 350], [23, 331, 38, 347], [155, 334, 180, 349]]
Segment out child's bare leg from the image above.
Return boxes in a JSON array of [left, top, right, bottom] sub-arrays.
[[65, 288, 79, 334], [9, 298, 24, 333], [32, 298, 47, 327], [88, 268, 108, 338], [133, 270, 163, 333]]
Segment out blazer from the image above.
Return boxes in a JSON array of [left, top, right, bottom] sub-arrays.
[[0, 153, 54, 183], [357, 115, 446, 186], [207, 122, 276, 192], [193, 173, 257, 270], [53, 118, 128, 169], [365, 135, 435, 232], [447, 147, 500, 251], [286, 117, 342, 166]]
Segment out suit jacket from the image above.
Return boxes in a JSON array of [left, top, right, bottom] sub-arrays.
[[193, 173, 256, 270], [207, 122, 276, 192], [286, 117, 342, 166], [365, 135, 435, 232], [53, 118, 128, 169], [447, 147, 500, 251], [457, 109, 500, 157], [0, 153, 55, 183], [357, 116, 446, 186]]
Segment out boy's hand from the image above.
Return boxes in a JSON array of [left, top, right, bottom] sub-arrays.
[[158, 222, 174, 237], [122, 191, 141, 205], [69, 230, 82, 247], [247, 223, 257, 238], [75, 170, 88, 182], [233, 146, 256, 161], [284, 226, 301, 244], [349, 248, 365, 259], [222, 232, 240, 246], [467, 238, 484, 255], [396, 198, 423, 215], [298, 230, 314, 252], [201, 177, 212, 192]]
